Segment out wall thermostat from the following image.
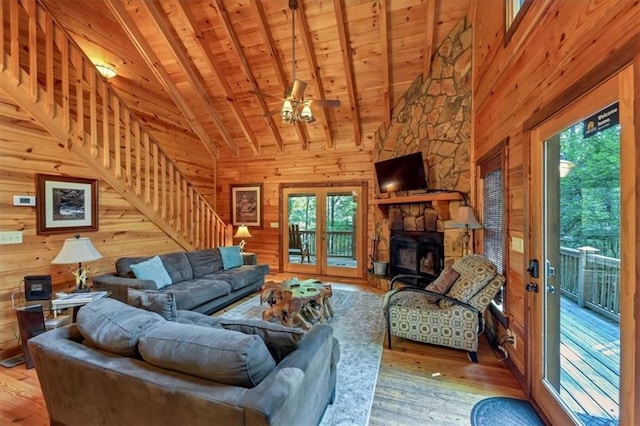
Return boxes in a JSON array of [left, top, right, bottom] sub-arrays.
[[13, 195, 36, 206]]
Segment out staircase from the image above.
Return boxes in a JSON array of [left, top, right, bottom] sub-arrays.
[[0, 0, 229, 250]]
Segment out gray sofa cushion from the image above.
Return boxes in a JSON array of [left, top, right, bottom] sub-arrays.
[[158, 252, 194, 283], [218, 318, 304, 363], [186, 249, 223, 278], [164, 279, 231, 310], [208, 265, 267, 291], [138, 322, 276, 388], [76, 298, 165, 358], [128, 288, 178, 321], [174, 310, 223, 328]]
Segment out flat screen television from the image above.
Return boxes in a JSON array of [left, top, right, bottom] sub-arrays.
[[375, 152, 427, 194]]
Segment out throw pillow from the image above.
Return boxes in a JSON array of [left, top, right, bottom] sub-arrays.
[[218, 318, 304, 363], [219, 245, 244, 270], [76, 298, 165, 358], [424, 266, 460, 303], [129, 255, 172, 289], [128, 288, 178, 321], [138, 322, 276, 388]]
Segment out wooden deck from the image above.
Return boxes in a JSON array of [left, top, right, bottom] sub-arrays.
[[561, 296, 620, 424]]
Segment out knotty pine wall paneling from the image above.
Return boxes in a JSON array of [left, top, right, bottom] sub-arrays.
[[0, 90, 183, 359], [473, 0, 640, 382]]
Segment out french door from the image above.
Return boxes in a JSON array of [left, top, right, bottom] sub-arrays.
[[529, 67, 637, 424], [282, 185, 364, 279]]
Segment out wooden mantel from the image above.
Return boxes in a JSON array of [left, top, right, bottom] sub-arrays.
[[372, 192, 463, 219]]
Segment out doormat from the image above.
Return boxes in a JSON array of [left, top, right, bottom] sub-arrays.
[[470, 397, 544, 426]]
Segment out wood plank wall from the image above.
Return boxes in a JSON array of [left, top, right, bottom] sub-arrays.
[[0, 89, 183, 358], [472, 0, 640, 384], [215, 145, 374, 274]]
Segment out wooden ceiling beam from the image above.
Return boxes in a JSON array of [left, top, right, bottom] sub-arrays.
[[213, 0, 284, 153], [333, 0, 362, 146], [171, 0, 263, 155], [379, 0, 390, 127], [423, 0, 436, 77], [143, 1, 241, 156], [248, 0, 305, 151], [104, 0, 219, 158], [296, 1, 335, 149]]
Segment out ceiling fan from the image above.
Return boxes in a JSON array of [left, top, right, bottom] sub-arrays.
[[251, 0, 341, 124]]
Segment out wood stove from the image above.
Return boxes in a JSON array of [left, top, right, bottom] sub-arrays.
[[390, 230, 444, 283]]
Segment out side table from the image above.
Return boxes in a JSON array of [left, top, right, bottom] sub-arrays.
[[241, 252, 257, 265]]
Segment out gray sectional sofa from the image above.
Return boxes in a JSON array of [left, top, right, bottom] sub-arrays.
[[28, 298, 340, 426], [93, 248, 269, 314]]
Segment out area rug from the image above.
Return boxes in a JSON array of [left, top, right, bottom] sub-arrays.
[[470, 397, 544, 426], [220, 288, 386, 426]]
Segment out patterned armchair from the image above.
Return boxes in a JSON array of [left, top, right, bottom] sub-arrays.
[[383, 255, 505, 362]]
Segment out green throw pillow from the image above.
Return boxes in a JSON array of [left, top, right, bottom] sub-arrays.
[[219, 246, 244, 270], [129, 255, 172, 289]]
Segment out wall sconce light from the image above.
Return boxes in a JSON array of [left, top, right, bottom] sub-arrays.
[[95, 64, 117, 79]]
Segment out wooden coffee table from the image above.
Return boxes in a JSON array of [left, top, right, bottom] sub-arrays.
[[260, 279, 333, 329]]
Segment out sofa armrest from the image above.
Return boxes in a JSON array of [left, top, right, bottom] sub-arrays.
[[239, 325, 338, 426], [92, 274, 157, 303]]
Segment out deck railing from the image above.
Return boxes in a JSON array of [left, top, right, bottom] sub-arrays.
[[300, 230, 355, 258], [559, 246, 620, 322], [1, 0, 229, 249]]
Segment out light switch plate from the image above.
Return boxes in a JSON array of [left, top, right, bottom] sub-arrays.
[[511, 237, 524, 253], [0, 231, 23, 244], [270, 222, 279, 228]]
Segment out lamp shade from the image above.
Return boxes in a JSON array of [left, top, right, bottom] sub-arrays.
[[234, 225, 252, 239], [449, 206, 482, 229], [52, 236, 103, 264]]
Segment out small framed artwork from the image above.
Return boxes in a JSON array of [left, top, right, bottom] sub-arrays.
[[230, 184, 262, 228], [36, 174, 99, 235]]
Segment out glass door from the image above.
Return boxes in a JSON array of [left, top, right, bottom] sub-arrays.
[[283, 185, 363, 279], [530, 69, 636, 424]]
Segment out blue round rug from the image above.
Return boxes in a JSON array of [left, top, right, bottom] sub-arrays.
[[471, 397, 544, 426]]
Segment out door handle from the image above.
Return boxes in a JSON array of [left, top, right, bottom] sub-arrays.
[[527, 259, 539, 278]]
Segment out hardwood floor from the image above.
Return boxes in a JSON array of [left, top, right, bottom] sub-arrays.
[[0, 279, 525, 425]]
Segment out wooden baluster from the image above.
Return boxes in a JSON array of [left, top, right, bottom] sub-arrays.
[[89, 68, 98, 157], [124, 109, 131, 187], [175, 170, 181, 232], [102, 83, 110, 168], [113, 96, 121, 177], [61, 36, 70, 132], [189, 186, 194, 244], [141, 129, 147, 200], [9, 0, 19, 82], [182, 178, 188, 238], [28, 0, 37, 100], [45, 15, 54, 117], [153, 143, 159, 212], [168, 161, 174, 225], [161, 153, 167, 219], [0, 0, 5, 72], [134, 121, 141, 196], [75, 51, 84, 145]]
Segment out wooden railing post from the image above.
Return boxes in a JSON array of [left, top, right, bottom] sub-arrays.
[[577, 246, 599, 308]]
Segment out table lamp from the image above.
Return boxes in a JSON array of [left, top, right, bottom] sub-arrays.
[[234, 225, 252, 252], [52, 235, 103, 292], [448, 205, 482, 255]]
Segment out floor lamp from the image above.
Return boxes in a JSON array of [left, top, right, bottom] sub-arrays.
[[449, 205, 482, 255]]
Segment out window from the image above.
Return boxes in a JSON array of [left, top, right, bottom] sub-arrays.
[[504, 0, 532, 45], [478, 142, 507, 314]]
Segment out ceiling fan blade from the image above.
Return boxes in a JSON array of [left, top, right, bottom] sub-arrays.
[[291, 79, 307, 99], [262, 107, 282, 117], [249, 89, 281, 100], [310, 99, 341, 108]]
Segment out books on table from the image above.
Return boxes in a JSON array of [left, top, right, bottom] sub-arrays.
[[51, 291, 108, 308]]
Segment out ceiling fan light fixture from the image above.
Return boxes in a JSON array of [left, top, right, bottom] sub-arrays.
[[300, 104, 314, 122]]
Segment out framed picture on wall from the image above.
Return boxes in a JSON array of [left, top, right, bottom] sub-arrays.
[[36, 174, 99, 235], [230, 184, 262, 228]]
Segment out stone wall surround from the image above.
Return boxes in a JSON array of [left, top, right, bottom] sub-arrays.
[[370, 18, 472, 290]]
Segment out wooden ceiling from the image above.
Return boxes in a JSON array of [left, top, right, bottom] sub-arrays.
[[40, 0, 471, 160]]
